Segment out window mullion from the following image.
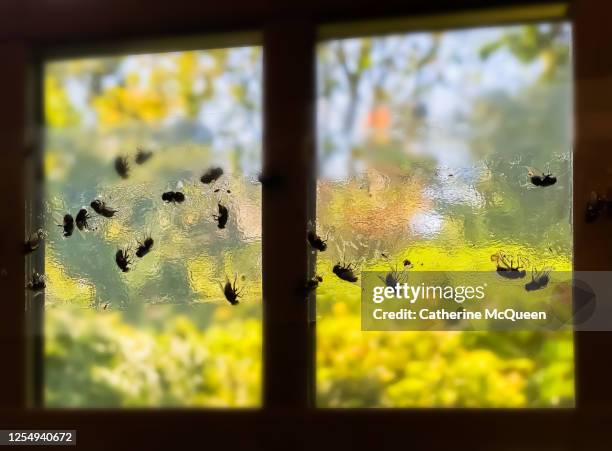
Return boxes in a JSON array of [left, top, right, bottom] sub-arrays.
[[262, 22, 316, 409], [573, 0, 612, 412], [0, 42, 29, 409]]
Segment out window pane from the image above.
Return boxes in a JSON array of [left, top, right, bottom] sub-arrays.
[[316, 23, 573, 407], [39, 45, 262, 407]]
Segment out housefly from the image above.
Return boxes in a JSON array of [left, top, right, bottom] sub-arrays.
[[200, 167, 223, 184], [222, 275, 243, 305], [115, 248, 131, 272], [135, 237, 154, 258], [26, 272, 45, 292], [257, 172, 284, 190], [524, 268, 551, 291], [379, 254, 409, 287], [135, 148, 153, 164], [75, 208, 91, 231], [302, 275, 323, 297], [214, 203, 229, 229], [115, 155, 130, 179], [24, 229, 46, 254], [491, 251, 527, 279], [333, 261, 358, 283], [307, 231, 327, 252], [161, 191, 185, 204], [59, 214, 74, 237], [91, 199, 118, 218], [528, 167, 557, 187], [585, 191, 606, 223]]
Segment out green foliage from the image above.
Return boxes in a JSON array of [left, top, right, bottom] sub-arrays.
[[42, 25, 575, 409], [479, 24, 570, 81], [43, 47, 264, 407], [315, 24, 574, 408], [46, 308, 261, 407]]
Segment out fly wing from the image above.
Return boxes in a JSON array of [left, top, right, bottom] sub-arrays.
[[540, 267, 554, 278], [526, 166, 541, 177]]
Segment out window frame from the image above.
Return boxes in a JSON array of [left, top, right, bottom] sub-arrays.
[[0, 0, 609, 448]]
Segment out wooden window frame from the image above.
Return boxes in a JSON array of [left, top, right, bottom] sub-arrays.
[[0, 0, 610, 449]]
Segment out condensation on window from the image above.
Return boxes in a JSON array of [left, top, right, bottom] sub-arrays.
[[316, 24, 574, 407], [40, 47, 262, 407]]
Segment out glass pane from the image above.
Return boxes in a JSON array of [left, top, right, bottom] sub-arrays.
[[38, 45, 262, 407], [316, 23, 573, 407]]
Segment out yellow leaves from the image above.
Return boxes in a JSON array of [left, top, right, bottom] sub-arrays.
[[331, 301, 348, 317], [230, 84, 247, 103], [44, 151, 60, 178], [45, 307, 262, 407], [89, 50, 230, 125], [316, 301, 538, 407], [44, 149, 73, 182], [186, 256, 217, 300], [316, 241, 573, 407], [44, 75, 80, 128], [540, 48, 559, 81], [45, 255, 95, 306], [44, 47, 261, 130], [93, 84, 168, 126], [104, 220, 123, 241], [177, 52, 197, 75]]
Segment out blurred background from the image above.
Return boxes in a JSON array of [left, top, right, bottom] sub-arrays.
[[315, 22, 574, 407], [41, 21, 574, 408], [43, 46, 263, 407]]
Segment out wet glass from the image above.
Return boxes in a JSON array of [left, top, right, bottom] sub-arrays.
[[316, 23, 574, 407], [40, 46, 262, 407]]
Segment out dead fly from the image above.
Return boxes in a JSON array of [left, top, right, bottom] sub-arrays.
[[91, 199, 118, 218], [524, 268, 551, 292], [403, 259, 413, 268], [491, 252, 527, 279], [257, 172, 284, 190], [380, 265, 408, 287], [214, 203, 229, 229], [302, 275, 323, 296], [307, 231, 327, 252], [222, 275, 243, 306], [59, 214, 74, 237], [135, 236, 154, 258], [528, 167, 557, 187], [114, 155, 130, 179], [446, 307, 465, 327], [75, 208, 91, 231], [135, 148, 153, 165], [26, 272, 45, 292], [115, 248, 132, 272], [379, 254, 409, 287], [585, 191, 606, 223], [24, 229, 46, 254], [161, 191, 185, 204], [200, 166, 224, 184], [333, 261, 358, 283]]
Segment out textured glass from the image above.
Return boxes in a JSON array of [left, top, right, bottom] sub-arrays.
[[41, 47, 262, 407], [316, 24, 574, 407]]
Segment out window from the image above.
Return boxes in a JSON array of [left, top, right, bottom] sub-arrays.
[[316, 22, 573, 407], [39, 44, 263, 407], [8, 0, 610, 447]]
